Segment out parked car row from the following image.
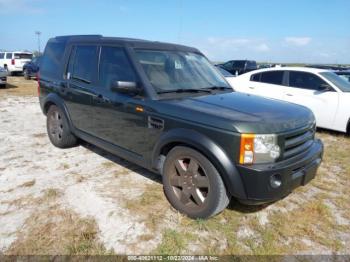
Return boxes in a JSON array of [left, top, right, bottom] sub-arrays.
[[228, 67, 350, 134], [0, 51, 33, 75]]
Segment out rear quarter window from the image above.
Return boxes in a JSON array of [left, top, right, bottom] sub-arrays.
[[41, 41, 66, 78], [0, 53, 4, 59], [250, 73, 261, 82], [6, 53, 12, 59]]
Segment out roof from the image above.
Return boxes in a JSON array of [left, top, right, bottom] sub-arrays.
[[51, 35, 200, 53], [244, 66, 330, 75]]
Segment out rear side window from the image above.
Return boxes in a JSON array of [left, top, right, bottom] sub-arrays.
[[41, 41, 66, 78], [289, 71, 327, 90], [6, 53, 12, 59], [250, 73, 261, 82], [71, 45, 97, 84], [260, 71, 284, 85], [14, 53, 33, 59], [0, 53, 4, 59], [99, 46, 136, 88]]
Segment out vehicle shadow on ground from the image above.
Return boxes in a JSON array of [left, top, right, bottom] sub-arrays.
[[81, 141, 269, 214], [2, 83, 18, 89], [80, 142, 163, 185]]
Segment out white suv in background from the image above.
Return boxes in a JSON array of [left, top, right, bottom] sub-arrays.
[[0, 51, 33, 75], [229, 67, 350, 134]]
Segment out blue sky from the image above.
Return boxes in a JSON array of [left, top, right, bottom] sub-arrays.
[[0, 0, 349, 63]]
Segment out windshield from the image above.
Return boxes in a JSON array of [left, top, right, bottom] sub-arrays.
[[232, 60, 246, 69], [335, 72, 350, 83], [135, 50, 230, 93], [14, 53, 33, 59], [320, 72, 350, 92]]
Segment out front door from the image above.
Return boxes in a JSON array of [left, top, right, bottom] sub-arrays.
[[283, 71, 339, 128], [90, 46, 151, 156]]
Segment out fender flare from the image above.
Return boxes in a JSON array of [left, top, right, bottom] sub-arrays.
[[41, 93, 74, 130], [152, 128, 247, 199]]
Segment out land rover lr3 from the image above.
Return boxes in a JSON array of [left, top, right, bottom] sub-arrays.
[[39, 35, 323, 218]]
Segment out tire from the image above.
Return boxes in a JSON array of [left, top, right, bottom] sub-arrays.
[[23, 69, 30, 80], [162, 146, 230, 219], [46, 105, 78, 148]]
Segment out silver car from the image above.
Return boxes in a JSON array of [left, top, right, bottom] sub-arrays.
[[0, 66, 8, 87]]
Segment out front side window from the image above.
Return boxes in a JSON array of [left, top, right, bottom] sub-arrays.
[[99, 46, 137, 88], [72, 45, 97, 84], [135, 50, 229, 93], [260, 71, 284, 85], [6, 53, 12, 59], [289, 71, 327, 90]]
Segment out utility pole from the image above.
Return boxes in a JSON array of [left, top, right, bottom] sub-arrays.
[[35, 31, 41, 54]]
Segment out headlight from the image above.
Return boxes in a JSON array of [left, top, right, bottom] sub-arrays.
[[239, 134, 280, 164]]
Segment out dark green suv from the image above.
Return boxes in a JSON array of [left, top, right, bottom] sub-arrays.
[[39, 35, 323, 218]]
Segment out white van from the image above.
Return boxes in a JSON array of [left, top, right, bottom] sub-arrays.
[[0, 51, 33, 75]]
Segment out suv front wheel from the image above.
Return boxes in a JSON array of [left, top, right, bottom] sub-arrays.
[[47, 105, 78, 148], [163, 146, 230, 219]]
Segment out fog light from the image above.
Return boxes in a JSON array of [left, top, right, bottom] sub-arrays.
[[270, 174, 282, 188]]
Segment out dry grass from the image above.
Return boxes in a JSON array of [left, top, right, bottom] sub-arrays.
[[6, 208, 111, 255], [0, 76, 37, 97]]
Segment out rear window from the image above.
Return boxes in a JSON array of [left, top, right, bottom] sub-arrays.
[[260, 71, 284, 85], [41, 40, 66, 78], [14, 53, 33, 59]]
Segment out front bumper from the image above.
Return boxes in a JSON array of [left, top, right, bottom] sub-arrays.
[[236, 139, 323, 204]]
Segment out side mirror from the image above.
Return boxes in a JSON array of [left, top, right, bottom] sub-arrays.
[[111, 81, 140, 95], [318, 83, 332, 92]]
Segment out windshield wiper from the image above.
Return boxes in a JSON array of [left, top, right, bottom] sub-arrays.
[[204, 86, 232, 91], [157, 88, 212, 94]]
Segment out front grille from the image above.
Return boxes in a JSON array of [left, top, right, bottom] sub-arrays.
[[282, 124, 316, 160]]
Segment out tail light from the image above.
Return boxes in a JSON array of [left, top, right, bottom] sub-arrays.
[[11, 59, 15, 65], [37, 72, 40, 96]]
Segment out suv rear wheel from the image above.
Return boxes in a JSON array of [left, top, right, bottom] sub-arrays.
[[47, 105, 78, 148], [163, 146, 230, 219]]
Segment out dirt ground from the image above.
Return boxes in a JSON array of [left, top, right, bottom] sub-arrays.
[[0, 77, 349, 255]]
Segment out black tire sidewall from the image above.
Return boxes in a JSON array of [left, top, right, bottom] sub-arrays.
[[163, 146, 228, 219]]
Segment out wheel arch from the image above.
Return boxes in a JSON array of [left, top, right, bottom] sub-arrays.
[[152, 128, 247, 199], [42, 93, 74, 130]]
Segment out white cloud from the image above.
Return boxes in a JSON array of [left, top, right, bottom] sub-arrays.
[[284, 37, 312, 46], [254, 43, 270, 52]]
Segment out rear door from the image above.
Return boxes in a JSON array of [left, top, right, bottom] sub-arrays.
[[246, 70, 286, 100], [65, 45, 99, 134], [283, 71, 339, 128]]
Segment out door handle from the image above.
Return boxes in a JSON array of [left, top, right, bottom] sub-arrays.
[[94, 94, 110, 104]]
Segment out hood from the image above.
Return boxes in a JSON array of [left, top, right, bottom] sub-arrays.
[[155, 92, 315, 134]]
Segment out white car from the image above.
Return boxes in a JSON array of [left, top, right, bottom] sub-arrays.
[[0, 51, 33, 75], [0, 67, 7, 87], [229, 67, 350, 134]]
